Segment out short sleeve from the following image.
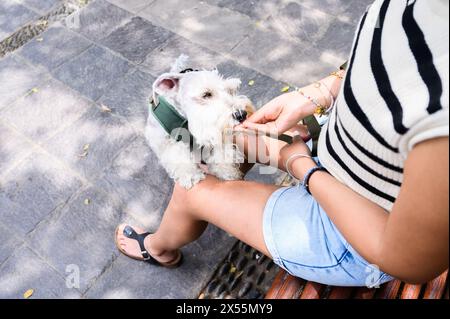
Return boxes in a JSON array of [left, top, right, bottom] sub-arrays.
[[398, 108, 449, 159]]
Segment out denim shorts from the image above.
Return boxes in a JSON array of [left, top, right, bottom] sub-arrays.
[[262, 186, 394, 287]]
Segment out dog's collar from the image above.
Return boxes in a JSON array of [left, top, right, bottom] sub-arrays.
[[150, 96, 198, 151]]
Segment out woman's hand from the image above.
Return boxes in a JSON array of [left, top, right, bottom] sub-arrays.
[[240, 91, 310, 135]]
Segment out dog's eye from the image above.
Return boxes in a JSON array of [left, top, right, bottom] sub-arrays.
[[202, 91, 213, 99]]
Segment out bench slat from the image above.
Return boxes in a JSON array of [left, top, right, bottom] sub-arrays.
[[266, 270, 304, 299], [400, 284, 422, 299], [299, 282, 325, 299], [327, 286, 354, 299], [376, 279, 402, 299], [353, 287, 377, 299], [423, 271, 448, 299], [265, 271, 287, 299]]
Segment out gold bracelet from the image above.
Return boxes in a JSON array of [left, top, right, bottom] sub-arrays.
[[297, 89, 327, 117], [330, 71, 345, 80]]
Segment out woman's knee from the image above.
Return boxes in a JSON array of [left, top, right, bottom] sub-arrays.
[[173, 175, 221, 210]]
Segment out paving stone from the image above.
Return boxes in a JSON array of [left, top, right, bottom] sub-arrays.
[[27, 186, 134, 293], [0, 78, 92, 144], [95, 136, 173, 229], [0, 222, 22, 266], [290, 0, 373, 25], [139, 0, 251, 53], [0, 246, 81, 298], [0, 151, 83, 236], [106, 0, 155, 14], [268, 1, 333, 44], [18, 26, 93, 71], [217, 59, 288, 109], [14, 0, 62, 14], [315, 18, 357, 62], [0, 55, 48, 110], [213, 0, 279, 20], [231, 23, 347, 86], [85, 225, 236, 298], [0, 122, 35, 176], [53, 45, 134, 101], [100, 16, 173, 64], [98, 69, 154, 132], [42, 106, 137, 181], [0, 0, 38, 40], [63, 0, 132, 42], [141, 35, 226, 76]]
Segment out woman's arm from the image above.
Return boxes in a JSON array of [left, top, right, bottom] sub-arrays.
[[289, 137, 449, 284], [242, 71, 345, 134]]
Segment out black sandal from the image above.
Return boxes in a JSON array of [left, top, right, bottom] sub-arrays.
[[115, 225, 183, 268]]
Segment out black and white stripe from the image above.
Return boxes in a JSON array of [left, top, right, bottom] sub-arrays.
[[318, 0, 449, 211]]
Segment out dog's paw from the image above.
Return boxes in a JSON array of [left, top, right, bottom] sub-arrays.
[[177, 172, 206, 189]]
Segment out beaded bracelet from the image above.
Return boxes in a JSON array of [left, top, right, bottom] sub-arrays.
[[297, 89, 328, 117], [314, 81, 335, 112]]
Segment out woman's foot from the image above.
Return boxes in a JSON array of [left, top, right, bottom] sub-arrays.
[[115, 224, 182, 267]]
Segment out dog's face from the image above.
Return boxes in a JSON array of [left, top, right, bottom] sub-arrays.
[[152, 57, 254, 147]]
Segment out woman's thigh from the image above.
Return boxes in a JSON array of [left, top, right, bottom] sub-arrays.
[[186, 175, 281, 258]]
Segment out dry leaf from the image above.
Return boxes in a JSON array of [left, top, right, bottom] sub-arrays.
[[23, 289, 34, 299], [31, 88, 39, 94], [84, 198, 91, 205], [36, 37, 44, 42], [229, 265, 237, 274], [100, 104, 112, 113], [248, 80, 255, 86], [37, 20, 48, 26], [83, 144, 90, 152], [281, 86, 290, 93]]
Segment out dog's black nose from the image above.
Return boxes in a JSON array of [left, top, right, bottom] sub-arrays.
[[233, 110, 248, 123]]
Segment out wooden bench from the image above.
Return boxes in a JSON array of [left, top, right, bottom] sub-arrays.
[[265, 270, 449, 299]]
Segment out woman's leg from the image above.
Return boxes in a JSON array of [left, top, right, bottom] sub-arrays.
[[117, 176, 281, 262], [117, 131, 292, 263]]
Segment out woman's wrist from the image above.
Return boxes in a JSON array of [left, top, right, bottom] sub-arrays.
[[289, 157, 317, 181]]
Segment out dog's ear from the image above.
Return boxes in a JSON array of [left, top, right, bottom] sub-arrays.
[[170, 54, 189, 73], [224, 78, 241, 95], [153, 73, 183, 99]]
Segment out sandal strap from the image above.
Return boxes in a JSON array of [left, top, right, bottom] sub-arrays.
[[123, 226, 158, 265]]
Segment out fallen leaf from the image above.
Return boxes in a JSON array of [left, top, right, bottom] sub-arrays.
[[100, 104, 112, 113], [229, 265, 237, 274], [36, 37, 44, 42], [83, 144, 90, 152], [255, 21, 262, 28], [23, 289, 34, 299], [36, 20, 48, 27], [281, 86, 290, 93], [248, 80, 255, 86], [31, 88, 39, 94], [84, 198, 91, 205]]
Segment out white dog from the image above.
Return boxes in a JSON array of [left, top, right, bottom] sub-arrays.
[[145, 55, 255, 189]]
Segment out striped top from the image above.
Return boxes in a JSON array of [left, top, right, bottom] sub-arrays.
[[318, 0, 449, 211]]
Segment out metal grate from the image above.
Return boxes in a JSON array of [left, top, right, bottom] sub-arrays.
[[198, 240, 280, 299]]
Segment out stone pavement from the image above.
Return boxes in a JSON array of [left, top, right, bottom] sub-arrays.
[[0, 0, 372, 298]]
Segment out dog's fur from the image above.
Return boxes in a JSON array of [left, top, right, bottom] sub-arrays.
[[145, 55, 255, 189]]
